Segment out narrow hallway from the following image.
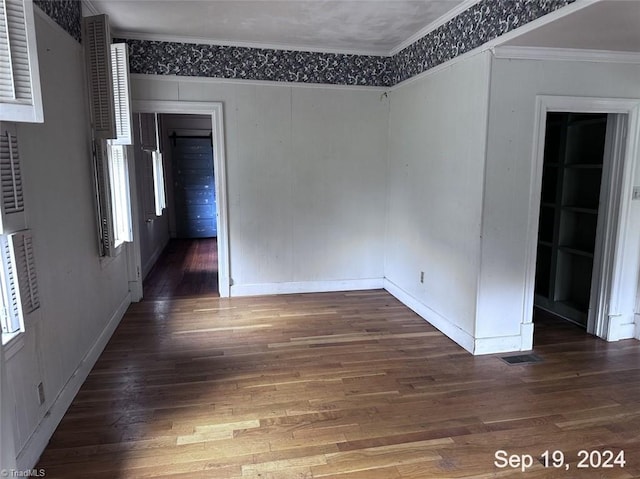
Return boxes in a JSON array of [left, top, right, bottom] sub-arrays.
[[144, 238, 219, 299]]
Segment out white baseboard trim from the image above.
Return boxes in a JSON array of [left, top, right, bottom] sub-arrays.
[[231, 278, 384, 297], [635, 314, 640, 340], [473, 334, 527, 356], [520, 322, 534, 351], [383, 279, 475, 354], [16, 293, 132, 470], [607, 314, 637, 342]]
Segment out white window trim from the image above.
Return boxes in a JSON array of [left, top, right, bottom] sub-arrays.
[[0, 0, 43, 123], [106, 143, 132, 248]]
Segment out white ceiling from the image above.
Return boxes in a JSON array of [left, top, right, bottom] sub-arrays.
[[85, 0, 469, 55], [85, 0, 640, 57], [503, 0, 640, 52]]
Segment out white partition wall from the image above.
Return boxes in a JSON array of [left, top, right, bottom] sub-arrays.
[[384, 52, 491, 353]]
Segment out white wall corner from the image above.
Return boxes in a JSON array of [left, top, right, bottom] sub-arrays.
[[383, 279, 475, 354], [15, 293, 132, 471], [606, 314, 636, 342]]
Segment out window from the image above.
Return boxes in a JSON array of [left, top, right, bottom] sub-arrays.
[[0, 0, 43, 123], [0, 123, 39, 343], [152, 150, 166, 216], [0, 230, 40, 344], [107, 143, 132, 247], [139, 113, 166, 218], [83, 14, 134, 256]]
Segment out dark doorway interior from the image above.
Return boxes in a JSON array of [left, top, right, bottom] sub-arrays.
[[534, 112, 609, 328]]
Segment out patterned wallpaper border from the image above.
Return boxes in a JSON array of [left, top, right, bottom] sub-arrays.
[[392, 0, 575, 84], [38, 0, 575, 87], [118, 39, 395, 87], [34, 0, 82, 43]]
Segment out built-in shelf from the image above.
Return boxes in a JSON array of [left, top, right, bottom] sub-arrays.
[[562, 206, 598, 214], [564, 164, 603, 169], [558, 246, 594, 258], [534, 112, 608, 327]]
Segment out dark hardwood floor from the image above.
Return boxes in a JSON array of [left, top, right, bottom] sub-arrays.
[[36, 244, 640, 478], [144, 238, 219, 298]]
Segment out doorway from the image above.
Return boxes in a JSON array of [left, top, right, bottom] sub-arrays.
[[534, 112, 610, 329], [132, 101, 230, 297], [525, 95, 640, 344]]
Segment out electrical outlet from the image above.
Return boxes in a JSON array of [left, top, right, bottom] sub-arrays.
[[37, 382, 45, 405], [420, 271, 424, 283], [633, 186, 640, 201]]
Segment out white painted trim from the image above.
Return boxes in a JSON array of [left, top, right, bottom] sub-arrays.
[[520, 322, 534, 351], [635, 314, 640, 340], [590, 114, 626, 337], [383, 279, 475, 354], [15, 293, 131, 471], [527, 95, 640, 343], [3, 0, 44, 123], [473, 335, 526, 356], [129, 74, 388, 93], [389, 0, 482, 56], [606, 314, 636, 341], [81, 0, 100, 17], [493, 46, 640, 64], [113, 30, 388, 57], [231, 278, 383, 297], [131, 101, 230, 297]]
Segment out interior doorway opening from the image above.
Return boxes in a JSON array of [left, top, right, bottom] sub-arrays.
[[533, 112, 611, 331], [528, 100, 637, 347], [131, 101, 230, 298]]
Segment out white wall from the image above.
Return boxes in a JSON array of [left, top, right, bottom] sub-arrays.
[[3, 12, 133, 468], [482, 55, 640, 347], [384, 52, 491, 352], [130, 77, 389, 295]]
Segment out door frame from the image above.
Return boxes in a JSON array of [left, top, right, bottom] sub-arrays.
[[133, 100, 230, 297], [526, 95, 640, 340]]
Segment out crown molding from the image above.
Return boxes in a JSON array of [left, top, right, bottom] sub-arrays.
[[493, 46, 640, 64], [388, 0, 483, 56], [81, 0, 100, 16], [112, 30, 389, 57]]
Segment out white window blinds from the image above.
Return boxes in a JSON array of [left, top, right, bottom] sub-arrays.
[[0, 122, 26, 234], [0, 229, 39, 334], [110, 43, 132, 145], [0, 0, 43, 123], [0, 232, 21, 333], [10, 229, 37, 313]]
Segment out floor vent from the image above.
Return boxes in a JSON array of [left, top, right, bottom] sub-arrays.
[[500, 353, 543, 365]]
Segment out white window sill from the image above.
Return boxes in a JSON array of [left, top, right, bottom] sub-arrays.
[[2, 331, 25, 359]]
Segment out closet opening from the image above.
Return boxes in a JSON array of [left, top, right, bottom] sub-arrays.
[[533, 111, 621, 334]]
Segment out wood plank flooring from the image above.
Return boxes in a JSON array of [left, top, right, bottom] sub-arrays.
[[36, 247, 640, 478], [144, 238, 219, 298]]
